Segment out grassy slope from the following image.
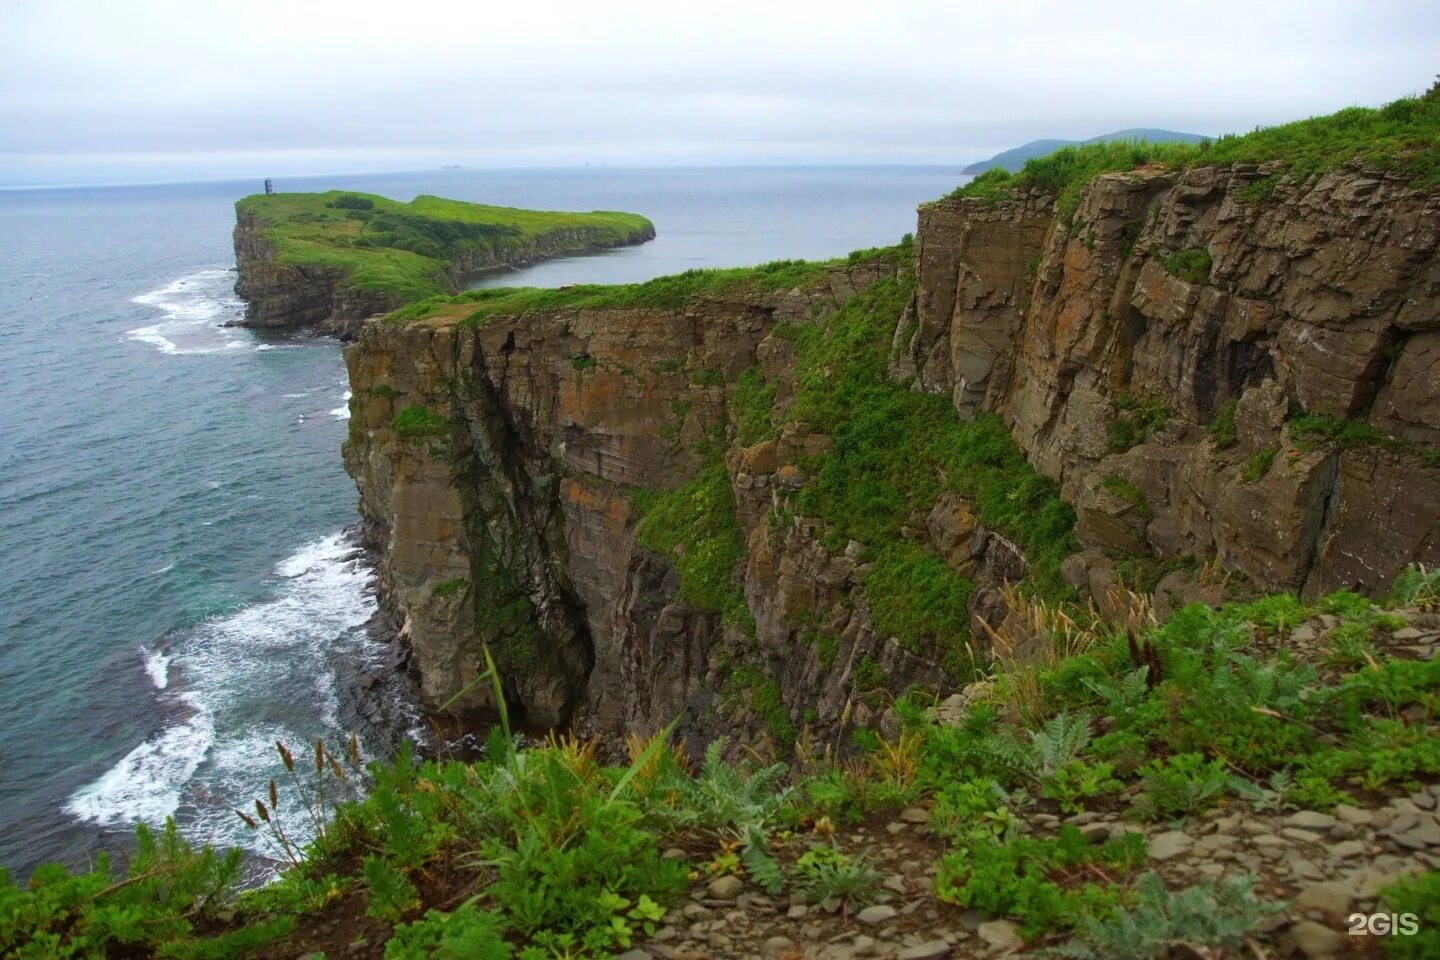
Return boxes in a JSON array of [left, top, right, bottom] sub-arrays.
[[951, 83, 1440, 219], [963, 129, 1205, 174], [379, 246, 902, 326], [7, 572, 1438, 959], [237, 191, 654, 301]]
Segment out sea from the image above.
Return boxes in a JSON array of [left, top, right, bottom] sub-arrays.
[[0, 165, 966, 879]]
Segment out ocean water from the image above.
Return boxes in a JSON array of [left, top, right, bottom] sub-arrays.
[[0, 165, 965, 878]]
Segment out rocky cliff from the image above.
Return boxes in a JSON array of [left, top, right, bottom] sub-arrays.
[[341, 163, 1440, 744], [894, 165, 1440, 612], [233, 204, 656, 338]]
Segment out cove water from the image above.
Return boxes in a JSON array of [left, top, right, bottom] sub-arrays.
[[0, 165, 966, 877]]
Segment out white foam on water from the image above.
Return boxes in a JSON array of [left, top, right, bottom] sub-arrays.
[[143, 647, 172, 688], [127, 269, 248, 355], [66, 532, 382, 856], [149, 561, 175, 576], [328, 390, 353, 420], [65, 692, 213, 827]]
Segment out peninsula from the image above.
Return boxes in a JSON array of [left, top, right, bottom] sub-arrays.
[[232, 191, 655, 336]]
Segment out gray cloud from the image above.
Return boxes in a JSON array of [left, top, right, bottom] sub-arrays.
[[1, 0, 1436, 184]]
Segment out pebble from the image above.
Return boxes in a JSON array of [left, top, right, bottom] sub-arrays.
[[1286, 811, 1337, 831], [1290, 919, 1344, 958], [897, 942, 951, 960], [1193, 834, 1235, 855], [1147, 830, 1192, 861], [1330, 840, 1366, 859], [1333, 804, 1375, 826], [707, 875, 744, 900], [977, 919, 1020, 949], [855, 904, 897, 926], [1295, 881, 1351, 920], [899, 806, 929, 824], [762, 936, 796, 958]]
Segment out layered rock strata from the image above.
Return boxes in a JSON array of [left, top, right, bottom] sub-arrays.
[[893, 166, 1440, 605], [344, 163, 1440, 741]]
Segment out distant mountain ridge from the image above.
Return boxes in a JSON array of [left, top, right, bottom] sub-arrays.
[[963, 128, 1208, 174]]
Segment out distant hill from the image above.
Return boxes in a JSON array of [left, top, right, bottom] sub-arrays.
[[963, 128, 1208, 174]]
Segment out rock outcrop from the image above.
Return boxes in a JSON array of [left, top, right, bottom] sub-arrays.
[[342, 262, 947, 737], [893, 164, 1440, 604], [342, 162, 1440, 742]]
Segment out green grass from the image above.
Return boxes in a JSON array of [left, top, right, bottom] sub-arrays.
[[760, 241, 1078, 660], [631, 465, 747, 626], [947, 83, 1440, 221], [432, 577, 469, 598], [1289, 413, 1404, 451], [380, 242, 905, 327], [391, 402, 446, 440], [391, 405, 449, 440], [11, 567, 1439, 957], [1209, 400, 1239, 449], [237, 190, 654, 301], [1107, 393, 1170, 453], [1285, 411, 1439, 468], [731, 366, 779, 446], [404, 259, 832, 324], [1241, 448, 1278, 483], [1163, 248, 1213, 284], [1101, 476, 1153, 519]]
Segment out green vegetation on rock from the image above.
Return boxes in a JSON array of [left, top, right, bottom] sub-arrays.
[[631, 464, 748, 628], [237, 190, 654, 302], [1162, 248, 1212, 284], [391, 404, 448, 440], [7, 568, 1439, 957], [725, 242, 1079, 665], [948, 83, 1440, 220], [378, 245, 901, 327]]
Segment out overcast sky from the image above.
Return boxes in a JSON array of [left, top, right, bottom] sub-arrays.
[[1, 0, 1436, 186]]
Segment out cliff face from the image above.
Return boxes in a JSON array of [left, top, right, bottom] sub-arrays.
[[233, 209, 400, 336], [894, 165, 1440, 609], [233, 209, 656, 338], [343, 263, 946, 735], [343, 163, 1440, 742]]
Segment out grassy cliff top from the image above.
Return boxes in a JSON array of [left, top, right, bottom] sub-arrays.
[[949, 83, 1440, 219], [236, 190, 654, 301], [380, 241, 909, 327]]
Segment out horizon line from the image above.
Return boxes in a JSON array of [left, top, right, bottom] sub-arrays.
[[0, 161, 978, 194]]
